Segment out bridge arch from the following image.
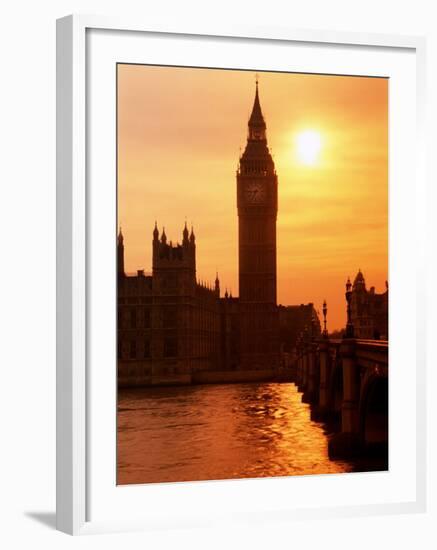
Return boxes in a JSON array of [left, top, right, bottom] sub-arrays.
[[359, 375, 388, 447]]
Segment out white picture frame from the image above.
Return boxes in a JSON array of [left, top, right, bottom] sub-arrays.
[[56, 14, 427, 536]]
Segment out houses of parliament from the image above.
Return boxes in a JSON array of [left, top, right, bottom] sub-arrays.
[[117, 82, 386, 387]]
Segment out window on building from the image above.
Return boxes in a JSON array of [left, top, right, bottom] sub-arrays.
[[122, 341, 129, 359], [164, 337, 177, 358], [143, 307, 151, 328], [118, 308, 123, 329], [130, 308, 137, 329], [130, 340, 136, 359], [144, 339, 150, 358], [163, 307, 177, 328], [166, 274, 177, 291]]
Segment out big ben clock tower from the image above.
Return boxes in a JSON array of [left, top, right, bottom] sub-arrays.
[[237, 80, 279, 370]]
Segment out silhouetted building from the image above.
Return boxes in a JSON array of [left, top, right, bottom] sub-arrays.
[[117, 82, 329, 386], [350, 270, 388, 339], [117, 224, 221, 386], [278, 303, 321, 353]]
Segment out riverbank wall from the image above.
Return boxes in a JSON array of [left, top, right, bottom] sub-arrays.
[[118, 369, 293, 388]]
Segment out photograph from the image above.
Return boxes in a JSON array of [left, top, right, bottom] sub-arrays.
[[116, 64, 389, 485], [1, 0, 431, 544]]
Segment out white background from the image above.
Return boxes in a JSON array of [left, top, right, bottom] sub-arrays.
[[0, 0, 435, 548]]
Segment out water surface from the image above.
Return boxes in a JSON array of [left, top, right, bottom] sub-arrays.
[[117, 382, 373, 485]]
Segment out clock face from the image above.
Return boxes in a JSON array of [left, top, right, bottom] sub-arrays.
[[244, 183, 266, 204]]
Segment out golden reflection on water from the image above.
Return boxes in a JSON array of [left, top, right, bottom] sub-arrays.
[[117, 382, 354, 485]]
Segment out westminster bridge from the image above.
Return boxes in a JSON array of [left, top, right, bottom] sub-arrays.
[[293, 334, 388, 459]]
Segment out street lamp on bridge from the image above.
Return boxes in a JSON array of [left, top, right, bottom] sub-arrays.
[[345, 276, 354, 338], [322, 299, 328, 338]]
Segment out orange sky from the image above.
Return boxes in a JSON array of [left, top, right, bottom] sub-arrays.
[[117, 64, 388, 331]]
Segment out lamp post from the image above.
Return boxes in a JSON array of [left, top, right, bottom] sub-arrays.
[[345, 277, 354, 338], [322, 299, 328, 338], [296, 331, 304, 386]]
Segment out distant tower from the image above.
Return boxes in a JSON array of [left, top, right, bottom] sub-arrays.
[[151, 223, 198, 370], [237, 79, 279, 370], [117, 227, 125, 278], [152, 224, 196, 282], [350, 269, 370, 339]]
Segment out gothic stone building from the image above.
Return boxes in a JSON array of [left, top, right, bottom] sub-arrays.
[[349, 270, 388, 340], [118, 83, 319, 386], [117, 224, 225, 386]]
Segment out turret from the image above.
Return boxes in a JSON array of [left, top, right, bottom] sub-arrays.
[[152, 222, 160, 264], [117, 227, 125, 278], [182, 221, 189, 245], [215, 272, 220, 296], [152, 221, 196, 275]]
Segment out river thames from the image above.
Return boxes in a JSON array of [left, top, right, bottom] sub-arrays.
[[117, 382, 382, 485]]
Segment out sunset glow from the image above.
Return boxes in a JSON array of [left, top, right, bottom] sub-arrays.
[[117, 65, 388, 331], [295, 130, 322, 165]]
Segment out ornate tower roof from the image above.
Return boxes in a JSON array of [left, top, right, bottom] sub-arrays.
[[239, 79, 275, 173], [353, 269, 366, 290], [354, 269, 365, 283]]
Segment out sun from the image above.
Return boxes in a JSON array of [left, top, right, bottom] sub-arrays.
[[295, 130, 322, 166]]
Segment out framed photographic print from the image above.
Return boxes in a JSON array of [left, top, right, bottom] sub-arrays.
[[56, 15, 427, 535]]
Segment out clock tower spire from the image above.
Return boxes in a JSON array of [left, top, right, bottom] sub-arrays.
[[247, 78, 267, 141], [237, 79, 279, 371]]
